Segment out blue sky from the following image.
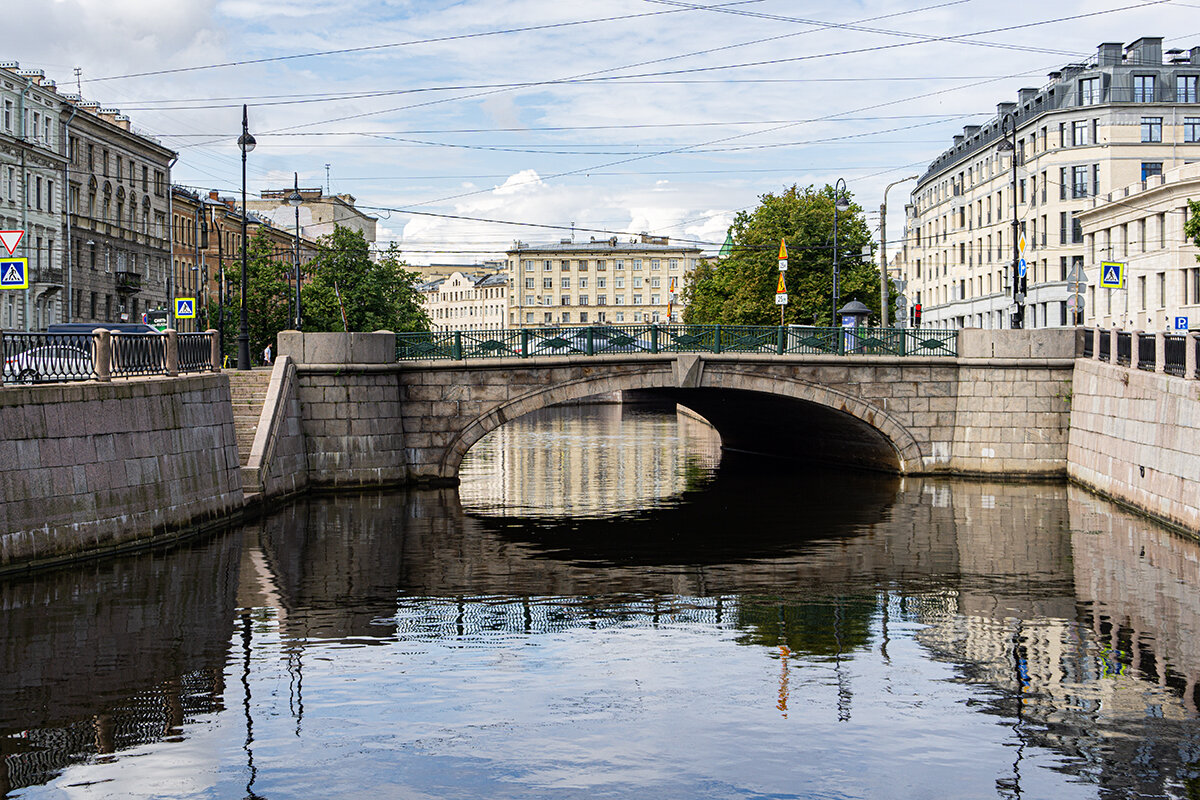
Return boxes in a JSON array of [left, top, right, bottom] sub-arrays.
[[11, 0, 1200, 263]]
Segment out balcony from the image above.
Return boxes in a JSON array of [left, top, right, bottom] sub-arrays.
[[115, 270, 142, 293]]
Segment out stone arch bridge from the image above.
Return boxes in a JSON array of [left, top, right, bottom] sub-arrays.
[[267, 329, 1079, 491]]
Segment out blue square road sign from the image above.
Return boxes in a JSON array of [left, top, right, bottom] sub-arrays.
[[0, 258, 28, 290]]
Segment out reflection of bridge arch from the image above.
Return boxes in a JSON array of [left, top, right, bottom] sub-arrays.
[[440, 364, 923, 478]]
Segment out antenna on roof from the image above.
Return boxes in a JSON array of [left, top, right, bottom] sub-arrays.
[[73, 67, 81, 95], [325, 163, 331, 194]]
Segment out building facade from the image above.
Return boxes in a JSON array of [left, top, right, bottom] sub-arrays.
[[897, 38, 1200, 330], [172, 187, 318, 333], [62, 91, 174, 329], [247, 188, 377, 245], [0, 64, 67, 331], [419, 271, 509, 332], [1076, 162, 1200, 330], [505, 235, 701, 328]]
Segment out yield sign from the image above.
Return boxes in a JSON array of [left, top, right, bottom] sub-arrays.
[[0, 230, 24, 256]]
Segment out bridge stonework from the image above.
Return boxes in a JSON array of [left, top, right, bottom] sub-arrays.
[[280, 329, 1079, 487]]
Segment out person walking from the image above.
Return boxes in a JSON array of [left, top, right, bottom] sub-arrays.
[[263, 343, 272, 365]]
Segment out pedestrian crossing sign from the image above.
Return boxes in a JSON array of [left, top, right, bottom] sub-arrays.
[[0, 257, 27, 289], [175, 297, 196, 318], [1099, 261, 1125, 289]]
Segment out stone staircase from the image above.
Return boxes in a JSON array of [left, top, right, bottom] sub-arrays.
[[226, 369, 274, 468]]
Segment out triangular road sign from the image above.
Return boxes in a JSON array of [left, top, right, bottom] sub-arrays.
[[1068, 264, 1086, 284], [778, 239, 788, 260], [776, 272, 787, 293], [0, 230, 24, 256]]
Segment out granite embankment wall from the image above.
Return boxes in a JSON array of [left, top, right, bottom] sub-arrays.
[[0, 375, 243, 568], [1069, 357, 1200, 533]]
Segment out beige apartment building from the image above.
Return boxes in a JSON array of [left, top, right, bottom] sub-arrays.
[[419, 270, 509, 331], [896, 38, 1200, 330], [506, 235, 702, 328], [1076, 162, 1200, 330], [248, 188, 377, 245]]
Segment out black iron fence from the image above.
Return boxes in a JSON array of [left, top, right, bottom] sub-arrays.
[[1137, 332, 1156, 371], [1, 329, 215, 386], [1164, 334, 1187, 377], [1116, 331, 1132, 365]]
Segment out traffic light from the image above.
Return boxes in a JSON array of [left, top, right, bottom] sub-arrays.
[[913, 303, 922, 327]]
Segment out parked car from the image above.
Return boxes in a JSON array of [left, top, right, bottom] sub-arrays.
[[4, 344, 94, 383]]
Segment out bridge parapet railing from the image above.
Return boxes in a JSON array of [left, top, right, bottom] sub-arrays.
[[1164, 334, 1186, 377], [1, 329, 217, 385], [1136, 332, 1157, 371], [395, 325, 959, 361]]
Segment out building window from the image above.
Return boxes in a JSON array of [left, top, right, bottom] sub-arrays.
[[579, 295, 589, 306], [577, 259, 587, 271], [615, 259, 624, 270], [1186, 117, 1200, 143], [543, 260, 551, 271], [560, 277, 570, 289], [1092, 163, 1100, 196], [561, 295, 570, 306], [525, 277, 534, 289], [1178, 75, 1198, 103], [2, 100, 11, 132], [1141, 117, 1162, 142], [1134, 75, 1156, 103], [615, 312, 624, 322], [1072, 120, 1087, 146], [1141, 162, 1163, 181], [1079, 77, 1100, 105], [1072, 215, 1083, 244], [598, 295, 606, 305], [1072, 165, 1088, 198]]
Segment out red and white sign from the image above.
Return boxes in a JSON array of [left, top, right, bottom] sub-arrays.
[[0, 231, 23, 256]]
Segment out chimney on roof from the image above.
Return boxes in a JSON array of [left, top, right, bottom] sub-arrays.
[[1018, 88, 1037, 104], [1190, 46, 1200, 65], [1097, 42, 1123, 66], [1125, 37, 1163, 66], [997, 102, 1017, 117]]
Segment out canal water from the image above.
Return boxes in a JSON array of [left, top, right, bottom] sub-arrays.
[[2, 404, 1199, 799]]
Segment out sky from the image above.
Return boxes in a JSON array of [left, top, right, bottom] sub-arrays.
[[8, 0, 1200, 264]]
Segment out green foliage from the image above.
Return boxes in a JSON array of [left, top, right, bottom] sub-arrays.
[[202, 227, 293, 359], [735, 595, 876, 657], [682, 184, 878, 326], [1186, 199, 1200, 256], [301, 226, 430, 333]]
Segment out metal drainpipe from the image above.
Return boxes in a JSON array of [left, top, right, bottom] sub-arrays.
[[63, 102, 78, 323], [19, 79, 30, 330], [165, 155, 178, 323]]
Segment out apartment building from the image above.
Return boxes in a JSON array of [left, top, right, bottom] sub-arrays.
[[419, 271, 509, 331], [248, 188, 377, 245], [1076, 162, 1200, 330], [0, 63, 67, 330], [506, 235, 701, 328], [897, 38, 1200, 330], [172, 187, 319, 332]]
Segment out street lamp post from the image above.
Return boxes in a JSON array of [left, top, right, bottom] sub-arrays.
[[287, 173, 303, 330], [237, 104, 256, 369], [996, 113, 1023, 329], [879, 175, 918, 328], [832, 178, 850, 325]]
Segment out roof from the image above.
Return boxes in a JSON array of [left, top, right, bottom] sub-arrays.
[[508, 240, 702, 255]]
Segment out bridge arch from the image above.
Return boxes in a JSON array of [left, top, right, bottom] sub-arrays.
[[438, 364, 924, 478]]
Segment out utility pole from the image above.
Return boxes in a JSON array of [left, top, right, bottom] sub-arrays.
[[879, 175, 918, 328]]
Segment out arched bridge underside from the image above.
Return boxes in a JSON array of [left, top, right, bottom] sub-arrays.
[[400, 354, 954, 482]]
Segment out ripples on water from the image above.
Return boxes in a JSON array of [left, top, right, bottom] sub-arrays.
[[2, 403, 1199, 799]]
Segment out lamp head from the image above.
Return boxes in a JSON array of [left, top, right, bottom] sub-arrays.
[[835, 195, 851, 212], [237, 132, 256, 154], [996, 137, 1014, 152], [286, 191, 303, 208]]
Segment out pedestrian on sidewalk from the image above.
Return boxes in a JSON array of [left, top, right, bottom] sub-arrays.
[[263, 343, 273, 365]]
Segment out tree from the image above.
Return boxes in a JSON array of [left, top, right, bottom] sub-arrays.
[[301, 226, 430, 333], [203, 227, 293, 360], [682, 184, 878, 326], [1187, 199, 1200, 253]]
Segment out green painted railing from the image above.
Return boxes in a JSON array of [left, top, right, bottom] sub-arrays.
[[396, 325, 958, 361]]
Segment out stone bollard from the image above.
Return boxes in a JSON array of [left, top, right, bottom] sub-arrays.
[[93, 328, 112, 382], [1130, 330, 1142, 370], [165, 329, 179, 376], [1187, 331, 1198, 380], [1155, 331, 1165, 373], [1093, 327, 1102, 360], [1110, 327, 1119, 365], [208, 329, 221, 372]]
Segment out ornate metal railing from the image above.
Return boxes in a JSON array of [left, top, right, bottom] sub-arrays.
[[2, 329, 215, 385], [1116, 331, 1132, 365], [1098, 332, 1111, 362], [1136, 332, 1157, 371], [2, 331, 95, 383], [178, 332, 216, 373], [396, 325, 958, 361], [1164, 334, 1186, 377], [111, 333, 166, 378]]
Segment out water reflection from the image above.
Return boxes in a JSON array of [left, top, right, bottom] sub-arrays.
[[2, 406, 1200, 799]]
